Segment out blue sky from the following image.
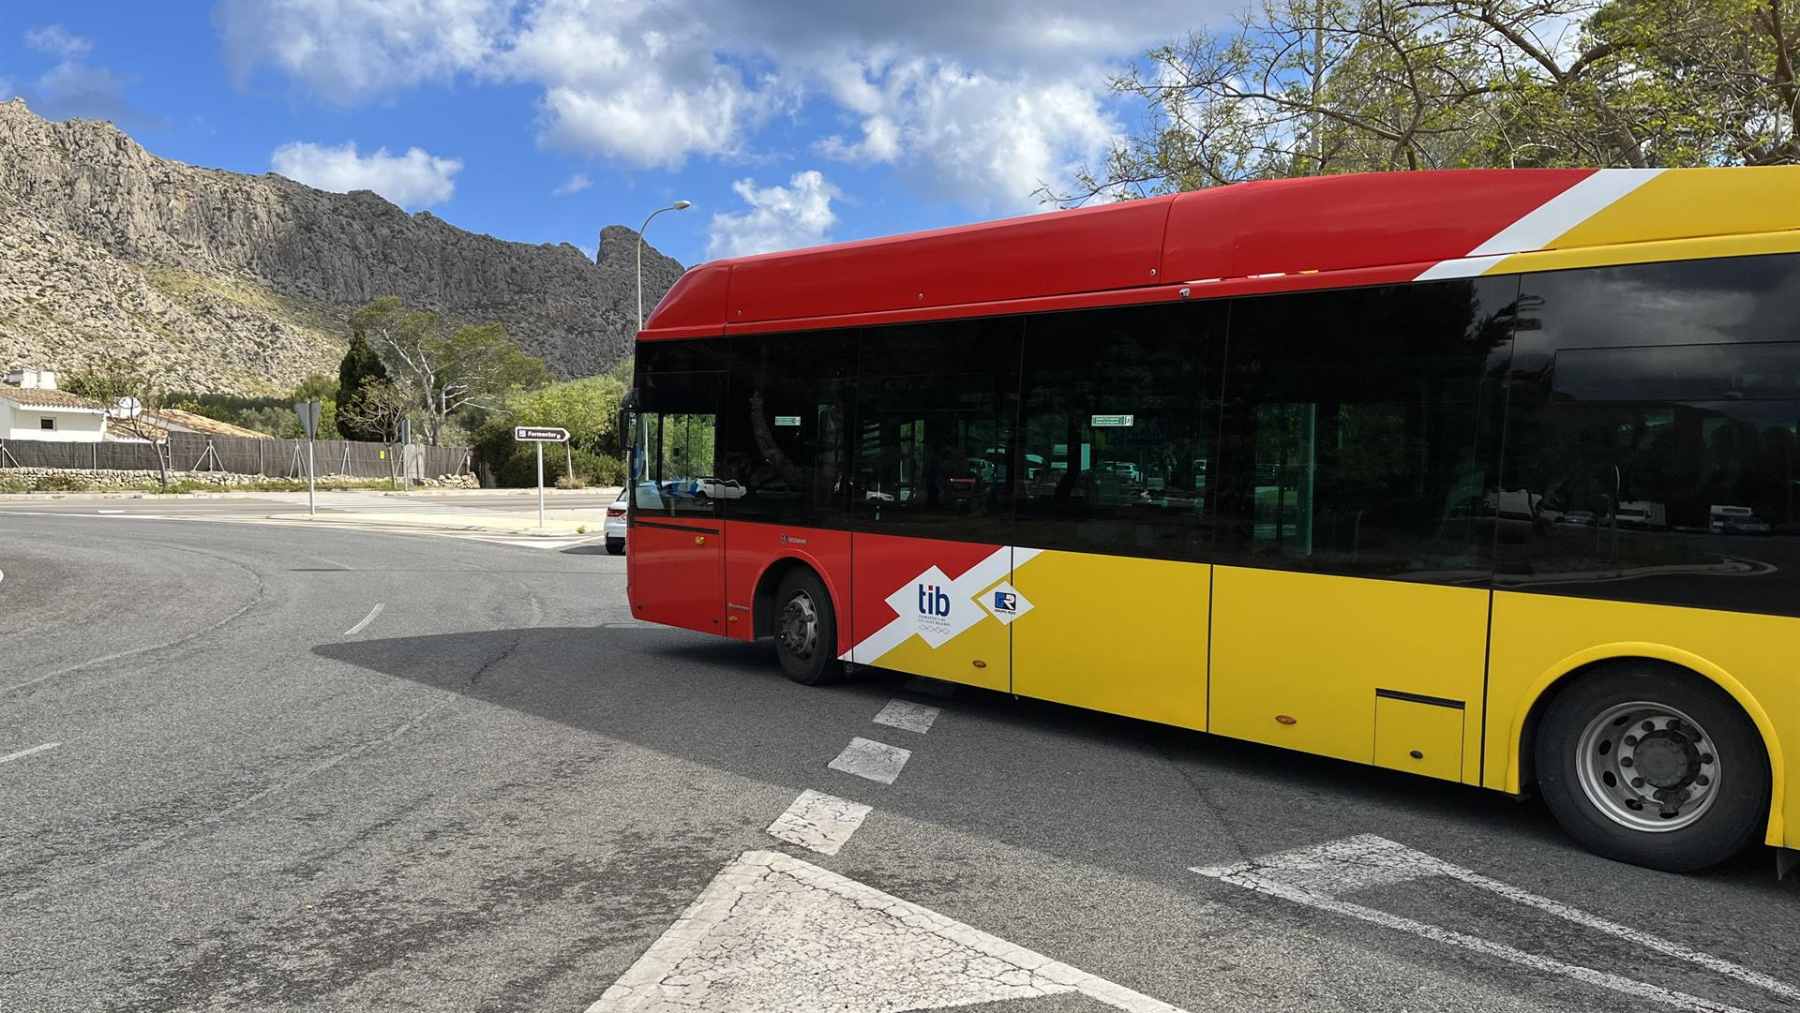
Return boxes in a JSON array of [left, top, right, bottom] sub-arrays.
[[0, 1, 1222, 269]]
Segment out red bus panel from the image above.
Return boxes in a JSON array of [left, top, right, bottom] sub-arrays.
[[628, 519, 725, 634]]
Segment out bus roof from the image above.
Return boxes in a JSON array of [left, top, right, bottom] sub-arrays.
[[640, 167, 1800, 341]]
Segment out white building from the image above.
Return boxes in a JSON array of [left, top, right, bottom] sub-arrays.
[[0, 369, 109, 443]]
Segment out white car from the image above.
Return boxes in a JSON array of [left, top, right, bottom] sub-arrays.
[[605, 487, 628, 555]]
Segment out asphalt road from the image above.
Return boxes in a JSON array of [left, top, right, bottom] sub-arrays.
[[2, 504, 1796, 1013]]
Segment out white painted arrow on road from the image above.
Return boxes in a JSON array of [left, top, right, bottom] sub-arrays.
[[588, 849, 1188, 1013]]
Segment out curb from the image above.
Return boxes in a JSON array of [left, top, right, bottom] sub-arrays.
[[264, 514, 598, 538]]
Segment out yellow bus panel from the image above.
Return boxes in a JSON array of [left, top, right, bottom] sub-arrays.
[[1374, 694, 1465, 782], [1011, 550, 1208, 732], [1210, 566, 1489, 780], [1485, 591, 1796, 847]]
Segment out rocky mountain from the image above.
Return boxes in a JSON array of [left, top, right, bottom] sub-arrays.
[[0, 99, 684, 394]]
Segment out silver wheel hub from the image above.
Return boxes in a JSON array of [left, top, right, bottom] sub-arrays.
[[778, 592, 819, 661], [1576, 701, 1720, 832]]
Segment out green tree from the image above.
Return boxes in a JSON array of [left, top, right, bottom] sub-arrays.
[[351, 297, 551, 445], [335, 332, 389, 440], [1057, 0, 1800, 203], [474, 376, 627, 487]]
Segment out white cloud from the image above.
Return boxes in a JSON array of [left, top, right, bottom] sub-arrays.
[[271, 141, 463, 209], [24, 25, 92, 58], [707, 170, 840, 259], [214, 0, 506, 103], [215, 0, 1232, 207], [552, 172, 592, 196], [17, 25, 146, 125], [816, 58, 1122, 212]]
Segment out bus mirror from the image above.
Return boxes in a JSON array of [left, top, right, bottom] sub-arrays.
[[619, 389, 639, 452]]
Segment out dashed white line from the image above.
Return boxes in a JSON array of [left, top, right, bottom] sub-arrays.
[[0, 742, 61, 765], [766, 789, 872, 856], [342, 602, 385, 637], [828, 737, 911, 785], [873, 698, 940, 734]]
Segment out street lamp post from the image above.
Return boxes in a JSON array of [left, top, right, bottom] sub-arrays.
[[636, 200, 692, 332]]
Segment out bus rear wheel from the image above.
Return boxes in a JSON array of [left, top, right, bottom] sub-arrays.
[[1535, 664, 1768, 872], [773, 569, 842, 686]]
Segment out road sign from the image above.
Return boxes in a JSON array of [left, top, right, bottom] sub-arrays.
[[293, 400, 321, 516], [514, 426, 570, 443], [1090, 413, 1135, 428], [295, 400, 322, 439]]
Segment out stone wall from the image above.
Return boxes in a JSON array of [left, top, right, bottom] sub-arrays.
[[0, 467, 479, 490]]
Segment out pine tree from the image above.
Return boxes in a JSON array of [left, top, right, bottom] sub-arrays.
[[336, 330, 390, 440]]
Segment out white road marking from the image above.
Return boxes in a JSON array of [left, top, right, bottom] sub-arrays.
[[1196, 834, 1792, 1013], [588, 849, 1188, 1013], [96, 509, 126, 514], [765, 789, 871, 856], [828, 737, 911, 785], [872, 698, 940, 734], [0, 742, 61, 765], [342, 602, 385, 637]]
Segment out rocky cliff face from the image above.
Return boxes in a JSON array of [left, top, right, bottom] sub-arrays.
[[0, 99, 683, 393]]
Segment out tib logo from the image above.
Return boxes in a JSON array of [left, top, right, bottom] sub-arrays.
[[917, 583, 952, 617]]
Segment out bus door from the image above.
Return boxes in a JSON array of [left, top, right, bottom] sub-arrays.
[[1007, 303, 1222, 732], [627, 370, 727, 635], [1205, 280, 1513, 785]]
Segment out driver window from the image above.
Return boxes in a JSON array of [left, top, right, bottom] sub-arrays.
[[633, 370, 724, 516]]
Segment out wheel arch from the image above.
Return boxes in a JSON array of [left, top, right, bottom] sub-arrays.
[[751, 553, 848, 655], [1506, 642, 1786, 846]]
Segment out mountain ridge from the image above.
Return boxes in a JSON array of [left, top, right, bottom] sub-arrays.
[[0, 98, 683, 393]]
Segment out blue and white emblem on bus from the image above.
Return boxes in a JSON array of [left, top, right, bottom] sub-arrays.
[[885, 565, 984, 648], [979, 580, 1032, 625]]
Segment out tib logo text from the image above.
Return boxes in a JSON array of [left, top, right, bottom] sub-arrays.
[[917, 583, 952, 617]]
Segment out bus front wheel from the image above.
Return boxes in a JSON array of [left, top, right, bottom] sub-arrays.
[[1535, 664, 1769, 872], [773, 569, 843, 686]]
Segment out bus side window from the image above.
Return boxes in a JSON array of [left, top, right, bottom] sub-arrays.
[[1215, 278, 1515, 580], [1015, 303, 1225, 561], [1499, 255, 1800, 617]]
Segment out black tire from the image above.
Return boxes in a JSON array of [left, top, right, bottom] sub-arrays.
[[772, 569, 842, 686], [1535, 663, 1769, 872], [606, 537, 625, 556]]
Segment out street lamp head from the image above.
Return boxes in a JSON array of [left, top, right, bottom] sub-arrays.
[[672, 200, 692, 210]]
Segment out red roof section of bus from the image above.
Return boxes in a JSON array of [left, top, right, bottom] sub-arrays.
[[640, 168, 1597, 339]]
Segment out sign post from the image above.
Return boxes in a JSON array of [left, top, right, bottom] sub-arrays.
[[513, 426, 571, 529], [295, 400, 321, 517], [398, 418, 414, 492]]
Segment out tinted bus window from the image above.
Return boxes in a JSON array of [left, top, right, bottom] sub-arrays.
[[720, 329, 855, 525], [632, 368, 724, 517], [1016, 303, 1226, 560], [1214, 277, 1516, 581], [1498, 254, 1800, 616], [850, 316, 1021, 543]]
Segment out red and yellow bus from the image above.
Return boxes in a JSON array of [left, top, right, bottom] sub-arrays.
[[624, 168, 1800, 872]]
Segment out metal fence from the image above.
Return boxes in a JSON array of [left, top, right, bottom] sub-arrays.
[[0, 433, 470, 479]]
